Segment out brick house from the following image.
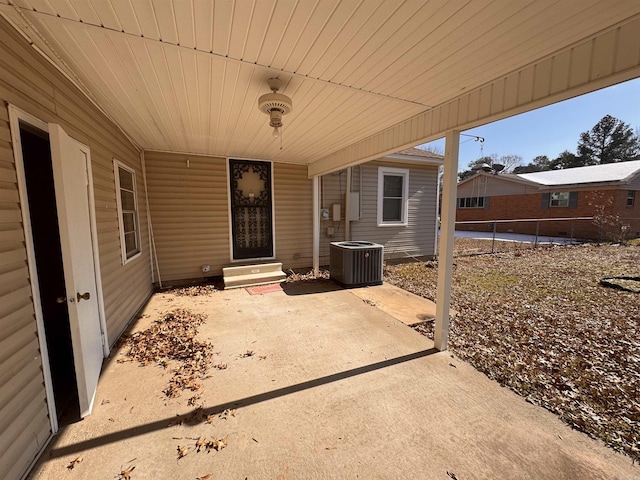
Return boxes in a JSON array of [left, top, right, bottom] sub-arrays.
[[456, 160, 640, 241]]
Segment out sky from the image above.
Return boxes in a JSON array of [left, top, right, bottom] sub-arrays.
[[420, 77, 640, 172]]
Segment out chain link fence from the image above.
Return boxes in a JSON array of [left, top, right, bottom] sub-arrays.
[[453, 217, 595, 256]]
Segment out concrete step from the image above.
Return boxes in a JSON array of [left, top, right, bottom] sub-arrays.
[[223, 262, 286, 289]]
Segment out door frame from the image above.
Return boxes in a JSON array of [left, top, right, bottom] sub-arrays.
[[8, 105, 108, 432], [226, 157, 276, 262]]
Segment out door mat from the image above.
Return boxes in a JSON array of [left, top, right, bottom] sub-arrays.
[[246, 283, 284, 295]]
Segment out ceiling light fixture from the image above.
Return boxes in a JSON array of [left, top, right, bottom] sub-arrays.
[[258, 78, 292, 141]]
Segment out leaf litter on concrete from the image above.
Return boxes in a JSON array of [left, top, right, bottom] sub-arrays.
[[386, 242, 640, 461], [165, 284, 219, 296], [121, 308, 214, 400]]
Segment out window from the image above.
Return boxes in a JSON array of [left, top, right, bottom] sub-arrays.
[[458, 197, 486, 208], [114, 160, 141, 263], [550, 191, 570, 207], [377, 167, 409, 226], [627, 190, 636, 207]]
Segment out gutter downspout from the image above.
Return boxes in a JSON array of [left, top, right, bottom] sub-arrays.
[[140, 150, 162, 288], [345, 167, 352, 241], [434, 165, 443, 257]]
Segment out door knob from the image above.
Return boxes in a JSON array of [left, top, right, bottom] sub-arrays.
[[56, 296, 67, 304], [77, 292, 91, 302]]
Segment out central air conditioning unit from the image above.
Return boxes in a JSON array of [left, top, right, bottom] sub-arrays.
[[330, 241, 384, 287]]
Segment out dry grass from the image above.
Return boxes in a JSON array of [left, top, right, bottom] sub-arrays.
[[385, 241, 640, 461]]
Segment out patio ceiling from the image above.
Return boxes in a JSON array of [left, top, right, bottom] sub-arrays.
[[2, 1, 640, 174]]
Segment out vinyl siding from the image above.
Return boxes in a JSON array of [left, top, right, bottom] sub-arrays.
[[0, 17, 152, 480], [350, 161, 439, 260], [627, 172, 640, 190], [457, 174, 540, 197], [144, 152, 230, 281], [145, 154, 314, 281], [319, 170, 347, 259], [273, 162, 313, 271]]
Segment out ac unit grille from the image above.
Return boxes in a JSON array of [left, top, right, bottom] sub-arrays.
[[330, 241, 383, 287]]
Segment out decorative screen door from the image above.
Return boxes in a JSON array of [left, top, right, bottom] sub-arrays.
[[229, 159, 274, 260]]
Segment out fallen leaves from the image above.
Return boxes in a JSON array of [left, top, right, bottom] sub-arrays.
[[66, 457, 82, 470], [167, 284, 219, 296], [218, 409, 237, 420], [387, 242, 640, 461], [286, 269, 330, 282], [122, 309, 213, 400], [117, 465, 136, 480], [178, 436, 227, 459], [238, 350, 255, 358], [177, 444, 190, 459]]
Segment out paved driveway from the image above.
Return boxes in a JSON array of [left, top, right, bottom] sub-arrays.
[[30, 282, 637, 479]]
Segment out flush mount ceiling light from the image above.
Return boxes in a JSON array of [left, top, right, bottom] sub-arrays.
[[258, 78, 292, 138]]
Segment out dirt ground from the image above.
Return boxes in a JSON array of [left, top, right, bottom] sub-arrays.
[[385, 241, 640, 461]]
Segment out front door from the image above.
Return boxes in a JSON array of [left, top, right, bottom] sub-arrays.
[[229, 159, 274, 260]]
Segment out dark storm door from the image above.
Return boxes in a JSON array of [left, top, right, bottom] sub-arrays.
[[229, 159, 274, 260]]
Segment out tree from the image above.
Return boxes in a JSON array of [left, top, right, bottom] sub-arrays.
[[498, 154, 523, 172], [577, 114, 640, 164], [458, 154, 522, 181], [532, 155, 551, 169], [550, 150, 584, 169], [458, 156, 495, 181], [513, 155, 551, 173]]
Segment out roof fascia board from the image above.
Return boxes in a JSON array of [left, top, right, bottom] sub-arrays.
[[308, 15, 640, 178], [384, 154, 444, 165], [538, 182, 622, 191]]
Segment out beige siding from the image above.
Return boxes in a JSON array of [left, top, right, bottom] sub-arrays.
[[0, 17, 151, 480], [145, 152, 230, 280], [627, 172, 640, 190], [457, 174, 540, 198], [273, 162, 313, 271], [351, 161, 439, 260], [145, 154, 315, 280]]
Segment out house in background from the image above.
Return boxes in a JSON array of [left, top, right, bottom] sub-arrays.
[[317, 148, 442, 266], [456, 160, 640, 240], [1, 2, 640, 479]]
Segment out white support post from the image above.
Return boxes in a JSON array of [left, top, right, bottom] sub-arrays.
[[434, 130, 460, 351], [312, 175, 320, 275]]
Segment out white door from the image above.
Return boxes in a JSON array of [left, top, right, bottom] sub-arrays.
[[49, 124, 104, 417]]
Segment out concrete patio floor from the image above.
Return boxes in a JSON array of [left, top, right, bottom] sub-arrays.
[[30, 281, 637, 479]]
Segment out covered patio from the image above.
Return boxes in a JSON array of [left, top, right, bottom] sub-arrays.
[[29, 284, 635, 479], [3, 2, 640, 478]]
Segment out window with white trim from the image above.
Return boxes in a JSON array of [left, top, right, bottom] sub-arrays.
[[114, 160, 141, 263], [550, 191, 570, 207], [377, 167, 409, 226], [458, 197, 486, 208]]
